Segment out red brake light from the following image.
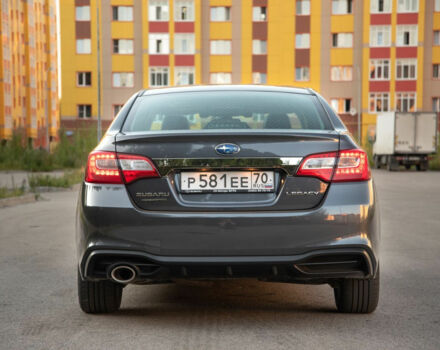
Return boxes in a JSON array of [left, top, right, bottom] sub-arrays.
[[85, 151, 122, 184], [296, 149, 370, 182], [333, 149, 370, 182], [85, 151, 159, 184]]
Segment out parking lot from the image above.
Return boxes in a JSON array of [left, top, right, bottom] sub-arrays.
[[0, 170, 439, 350]]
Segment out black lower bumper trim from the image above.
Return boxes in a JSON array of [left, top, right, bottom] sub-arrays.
[[82, 247, 376, 282]]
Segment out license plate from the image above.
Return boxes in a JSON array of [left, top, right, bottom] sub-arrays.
[[180, 171, 275, 193]]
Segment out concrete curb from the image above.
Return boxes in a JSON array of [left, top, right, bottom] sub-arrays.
[[0, 193, 39, 208]]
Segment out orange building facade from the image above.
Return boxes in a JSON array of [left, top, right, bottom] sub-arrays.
[[59, 0, 440, 142], [0, 0, 59, 147]]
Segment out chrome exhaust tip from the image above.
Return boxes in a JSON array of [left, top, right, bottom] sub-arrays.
[[110, 265, 137, 284]]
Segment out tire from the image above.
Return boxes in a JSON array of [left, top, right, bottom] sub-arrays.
[[387, 156, 398, 171], [334, 267, 380, 313], [416, 161, 428, 172], [77, 270, 123, 314], [373, 155, 380, 169]]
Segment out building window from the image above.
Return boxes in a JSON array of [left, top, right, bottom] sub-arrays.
[[396, 93, 416, 112], [397, 0, 418, 13], [174, 0, 194, 21], [112, 73, 134, 87], [396, 59, 417, 80], [295, 33, 310, 48], [210, 73, 232, 84], [396, 25, 418, 46], [210, 7, 231, 21], [149, 34, 170, 54], [434, 31, 440, 46], [150, 67, 169, 87], [252, 40, 267, 54], [252, 6, 267, 21], [331, 66, 353, 81], [149, 0, 169, 21], [331, 98, 352, 113], [296, 0, 310, 15], [370, 0, 392, 13], [174, 34, 195, 54], [252, 72, 267, 84], [76, 39, 91, 54], [369, 60, 390, 80], [113, 104, 123, 117], [113, 39, 134, 54], [433, 97, 440, 112], [369, 93, 389, 112], [75, 6, 90, 21], [77, 72, 91, 87], [112, 6, 133, 21], [175, 67, 195, 85], [434, 64, 440, 79], [370, 25, 391, 47], [332, 0, 353, 14], [295, 67, 310, 81], [78, 104, 91, 118], [210, 40, 232, 55], [332, 33, 353, 48]]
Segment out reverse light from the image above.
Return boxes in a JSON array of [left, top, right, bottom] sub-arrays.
[[297, 149, 370, 182], [296, 152, 337, 182], [85, 151, 159, 184], [118, 154, 159, 183]]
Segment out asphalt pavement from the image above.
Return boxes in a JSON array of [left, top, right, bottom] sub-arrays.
[[0, 170, 439, 350]]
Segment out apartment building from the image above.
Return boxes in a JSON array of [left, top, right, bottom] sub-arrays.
[[0, 0, 59, 147], [60, 0, 440, 141]]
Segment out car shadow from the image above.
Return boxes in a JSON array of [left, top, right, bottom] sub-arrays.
[[111, 279, 339, 323]]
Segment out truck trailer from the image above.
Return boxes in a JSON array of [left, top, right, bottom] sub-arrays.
[[373, 112, 438, 171]]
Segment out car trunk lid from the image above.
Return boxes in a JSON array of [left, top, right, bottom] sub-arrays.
[[115, 131, 340, 211]]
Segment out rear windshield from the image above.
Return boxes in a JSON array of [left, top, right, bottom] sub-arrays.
[[122, 91, 332, 133]]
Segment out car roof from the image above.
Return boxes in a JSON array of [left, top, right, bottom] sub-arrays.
[[141, 85, 314, 96]]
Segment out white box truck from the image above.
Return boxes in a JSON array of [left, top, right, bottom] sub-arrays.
[[373, 112, 438, 171]]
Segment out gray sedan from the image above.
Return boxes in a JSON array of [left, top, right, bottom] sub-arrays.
[[76, 85, 379, 314]]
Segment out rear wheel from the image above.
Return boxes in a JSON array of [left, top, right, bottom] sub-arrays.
[[387, 156, 398, 171], [373, 155, 380, 169], [333, 267, 380, 313], [416, 160, 428, 171], [77, 270, 123, 314]]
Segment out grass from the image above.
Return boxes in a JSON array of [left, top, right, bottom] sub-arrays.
[[429, 140, 440, 170], [0, 186, 26, 199], [363, 140, 375, 167], [0, 170, 84, 200], [28, 169, 84, 189], [0, 129, 97, 171]]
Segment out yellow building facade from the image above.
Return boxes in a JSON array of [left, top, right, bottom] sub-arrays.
[[60, 0, 440, 141], [0, 0, 59, 147]]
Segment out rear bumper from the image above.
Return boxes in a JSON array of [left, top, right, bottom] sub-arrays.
[[76, 179, 380, 282]]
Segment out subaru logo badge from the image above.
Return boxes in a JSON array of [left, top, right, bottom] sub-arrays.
[[215, 143, 240, 155]]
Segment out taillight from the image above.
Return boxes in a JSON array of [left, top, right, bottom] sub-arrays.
[[85, 151, 159, 184], [333, 150, 370, 182], [296, 149, 370, 182], [85, 151, 122, 184]]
